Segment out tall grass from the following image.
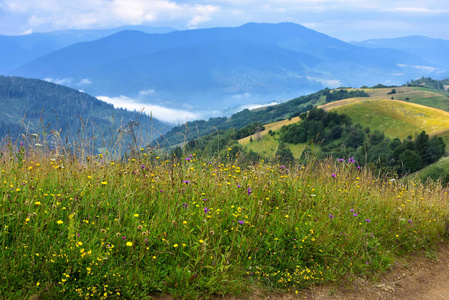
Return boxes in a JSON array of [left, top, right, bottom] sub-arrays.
[[1, 137, 448, 299]]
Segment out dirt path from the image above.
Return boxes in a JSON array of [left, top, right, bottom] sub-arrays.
[[299, 242, 449, 300], [219, 242, 449, 300], [159, 243, 449, 300]]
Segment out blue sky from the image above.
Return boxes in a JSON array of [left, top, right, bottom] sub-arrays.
[[1, 0, 448, 40]]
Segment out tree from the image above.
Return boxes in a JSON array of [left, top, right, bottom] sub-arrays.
[[388, 88, 396, 95], [344, 127, 365, 149], [275, 143, 294, 164], [428, 136, 446, 163], [415, 131, 432, 165], [399, 150, 423, 173], [367, 130, 385, 146]]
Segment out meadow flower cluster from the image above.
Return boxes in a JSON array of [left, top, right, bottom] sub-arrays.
[[0, 143, 448, 299]]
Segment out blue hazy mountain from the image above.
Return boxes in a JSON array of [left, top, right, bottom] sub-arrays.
[[8, 23, 446, 111], [351, 35, 449, 69], [0, 26, 176, 74]]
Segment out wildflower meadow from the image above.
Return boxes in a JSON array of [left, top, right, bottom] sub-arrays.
[[1, 142, 448, 299]]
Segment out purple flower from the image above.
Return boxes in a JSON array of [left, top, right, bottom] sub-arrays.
[[338, 158, 344, 162], [189, 155, 193, 158], [183, 180, 190, 184], [238, 220, 245, 225], [140, 165, 145, 169], [237, 184, 242, 188], [408, 220, 413, 224], [185, 158, 191, 161], [332, 173, 336, 178], [247, 188, 252, 195], [350, 209, 354, 213], [20, 142, 24, 146], [280, 165, 285, 169], [365, 219, 370, 222], [348, 157, 355, 163], [357, 166, 361, 170], [204, 207, 209, 214], [329, 214, 334, 218], [353, 213, 358, 217], [122, 236, 126, 240], [183, 203, 188, 209], [202, 198, 207, 202]]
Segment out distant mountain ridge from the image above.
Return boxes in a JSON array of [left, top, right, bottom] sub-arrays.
[[5, 22, 449, 113], [0, 26, 176, 74], [351, 36, 449, 67]]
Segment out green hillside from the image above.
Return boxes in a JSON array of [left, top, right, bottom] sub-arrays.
[[156, 88, 369, 147], [331, 99, 449, 145], [233, 84, 449, 180]]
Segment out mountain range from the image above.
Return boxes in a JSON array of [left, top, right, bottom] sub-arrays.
[[2, 22, 449, 116]]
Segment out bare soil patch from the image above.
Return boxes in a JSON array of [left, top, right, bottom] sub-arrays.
[[216, 242, 449, 300]]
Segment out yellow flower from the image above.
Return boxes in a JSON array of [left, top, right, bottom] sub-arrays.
[[134, 214, 139, 217], [152, 256, 157, 260], [173, 244, 178, 248], [36, 282, 40, 286], [101, 181, 107, 185], [57, 220, 63, 225], [126, 242, 133, 247], [199, 239, 204, 244]]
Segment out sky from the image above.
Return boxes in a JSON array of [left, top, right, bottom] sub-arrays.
[[1, 0, 449, 41]]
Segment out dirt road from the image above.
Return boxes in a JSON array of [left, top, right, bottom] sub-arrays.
[[161, 243, 449, 300], [301, 242, 449, 300]]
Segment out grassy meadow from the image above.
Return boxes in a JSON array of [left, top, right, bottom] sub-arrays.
[[239, 116, 305, 159], [1, 140, 449, 299], [331, 99, 449, 148], [239, 86, 449, 159]]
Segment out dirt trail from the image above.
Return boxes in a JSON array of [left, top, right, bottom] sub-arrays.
[[300, 242, 449, 300], [159, 243, 449, 300], [219, 243, 449, 300]]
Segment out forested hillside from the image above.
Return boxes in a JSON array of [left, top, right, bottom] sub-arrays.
[[156, 88, 368, 147], [0, 76, 168, 150]]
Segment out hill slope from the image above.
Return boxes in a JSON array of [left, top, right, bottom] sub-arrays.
[[0, 76, 169, 148], [237, 85, 449, 160]]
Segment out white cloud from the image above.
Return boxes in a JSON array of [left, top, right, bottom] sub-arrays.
[[2, 0, 219, 32], [306, 76, 342, 88], [79, 78, 92, 85], [20, 28, 33, 35], [44, 77, 72, 85], [385, 7, 449, 13], [138, 89, 155, 96], [97, 95, 202, 123], [1, 0, 449, 40]]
